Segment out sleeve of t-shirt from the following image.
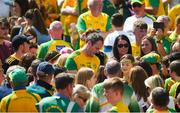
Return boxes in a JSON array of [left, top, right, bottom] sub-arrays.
[[64, 57, 77, 71], [76, 15, 86, 33], [106, 16, 112, 31], [149, 0, 159, 7], [37, 45, 48, 60]]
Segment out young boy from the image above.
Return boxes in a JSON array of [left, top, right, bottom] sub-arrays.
[[103, 77, 129, 113], [147, 87, 176, 113]]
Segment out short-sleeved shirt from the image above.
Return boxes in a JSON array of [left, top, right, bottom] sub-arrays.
[[3, 54, 20, 74], [85, 82, 140, 112], [104, 31, 130, 57], [76, 11, 111, 47], [36, 94, 80, 112], [169, 81, 180, 98], [164, 77, 175, 92], [37, 39, 72, 59], [61, 0, 88, 36], [145, 0, 165, 17], [108, 101, 129, 113], [123, 14, 155, 35], [65, 50, 100, 73], [0, 89, 41, 112]]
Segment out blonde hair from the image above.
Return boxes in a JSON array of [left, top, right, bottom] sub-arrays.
[[75, 67, 94, 87], [55, 54, 70, 67], [144, 75, 164, 90], [73, 84, 91, 99]]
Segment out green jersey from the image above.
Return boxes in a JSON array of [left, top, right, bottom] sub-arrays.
[[36, 94, 80, 112], [85, 82, 140, 112]]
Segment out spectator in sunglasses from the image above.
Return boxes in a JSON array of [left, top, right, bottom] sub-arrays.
[[112, 35, 132, 62], [123, 0, 155, 37]]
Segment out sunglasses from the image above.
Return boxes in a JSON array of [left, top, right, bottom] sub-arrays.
[[117, 44, 129, 48], [132, 3, 142, 8]]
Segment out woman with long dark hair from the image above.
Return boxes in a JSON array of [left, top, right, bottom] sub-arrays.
[[24, 8, 51, 45], [112, 34, 132, 62], [140, 36, 157, 57]]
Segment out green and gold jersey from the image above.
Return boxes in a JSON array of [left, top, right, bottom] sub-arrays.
[[85, 82, 140, 112], [108, 101, 129, 113], [36, 94, 80, 112], [77, 11, 111, 48], [0, 90, 41, 112], [169, 81, 180, 98], [65, 50, 100, 73], [37, 39, 72, 60]]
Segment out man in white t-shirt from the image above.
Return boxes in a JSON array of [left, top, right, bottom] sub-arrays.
[[104, 13, 130, 57], [123, 0, 155, 36]]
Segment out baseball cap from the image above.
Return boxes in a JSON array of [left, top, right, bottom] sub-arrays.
[[36, 62, 55, 76], [12, 35, 32, 50], [131, 0, 144, 4], [9, 68, 28, 86], [49, 21, 62, 30], [140, 52, 161, 64]]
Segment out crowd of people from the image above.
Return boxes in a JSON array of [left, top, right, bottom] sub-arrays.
[[0, 0, 180, 112]]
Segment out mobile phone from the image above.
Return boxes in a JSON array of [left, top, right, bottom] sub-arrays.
[[153, 22, 164, 30]]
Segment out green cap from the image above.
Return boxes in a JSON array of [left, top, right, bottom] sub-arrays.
[[140, 52, 161, 64], [131, 0, 144, 4], [9, 68, 28, 86]]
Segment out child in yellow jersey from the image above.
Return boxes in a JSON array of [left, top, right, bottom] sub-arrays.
[[103, 77, 130, 113]]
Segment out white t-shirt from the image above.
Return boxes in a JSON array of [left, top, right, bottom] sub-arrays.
[[104, 30, 131, 57], [104, 30, 131, 46], [0, 0, 10, 17], [123, 15, 154, 35]]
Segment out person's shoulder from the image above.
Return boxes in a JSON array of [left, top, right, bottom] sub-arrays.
[[145, 14, 156, 21], [79, 11, 90, 18], [27, 84, 48, 94], [92, 82, 104, 94], [5, 55, 18, 65], [39, 96, 56, 104], [1, 92, 13, 102], [101, 12, 110, 17], [68, 50, 81, 58], [125, 15, 136, 21], [39, 40, 53, 47], [2, 40, 11, 45]]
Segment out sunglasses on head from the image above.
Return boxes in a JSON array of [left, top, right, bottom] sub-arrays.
[[132, 3, 142, 8], [117, 44, 129, 48]]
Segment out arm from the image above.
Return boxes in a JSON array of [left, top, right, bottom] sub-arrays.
[[156, 29, 167, 57]]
